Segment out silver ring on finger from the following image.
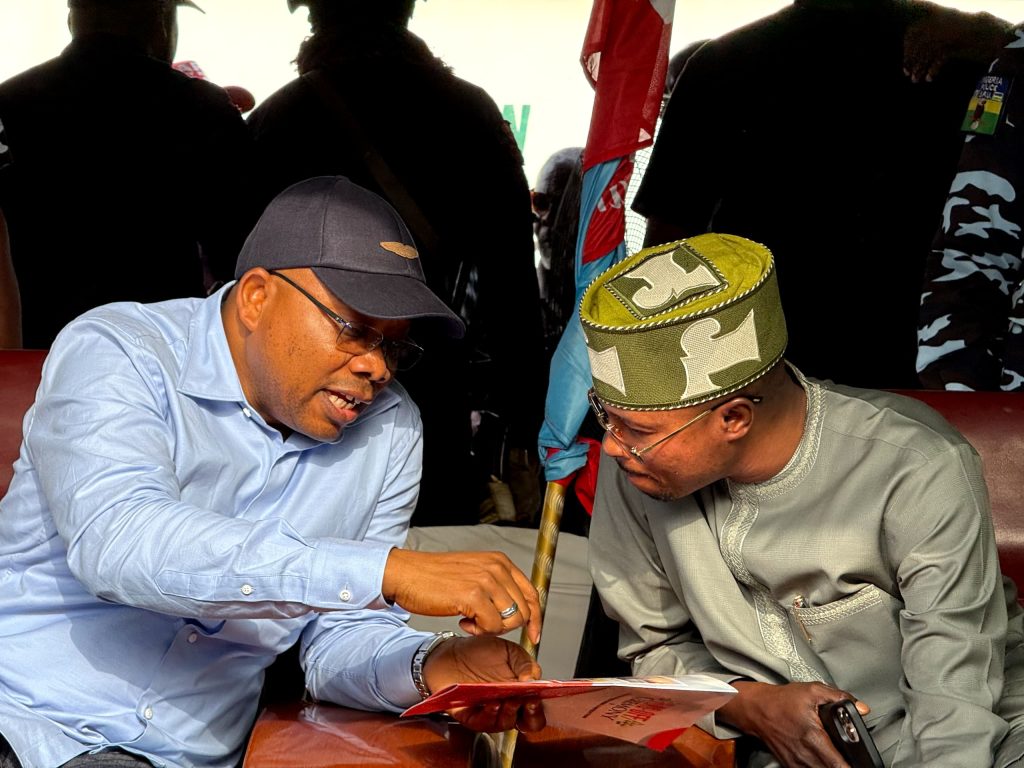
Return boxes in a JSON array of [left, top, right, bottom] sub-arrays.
[[499, 601, 519, 619]]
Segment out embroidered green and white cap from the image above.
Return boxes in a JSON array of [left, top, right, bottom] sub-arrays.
[[580, 233, 787, 410]]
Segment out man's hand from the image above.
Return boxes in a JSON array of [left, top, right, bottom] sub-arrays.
[[717, 681, 870, 768], [422, 635, 546, 733], [383, 549, 541, 643]]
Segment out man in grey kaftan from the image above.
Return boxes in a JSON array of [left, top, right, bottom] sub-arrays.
[[581, 233, 1024, 767]]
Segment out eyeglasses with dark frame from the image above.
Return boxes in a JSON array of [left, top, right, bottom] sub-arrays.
[[587, 388, 764, 463], [268, 270, 424, 371]]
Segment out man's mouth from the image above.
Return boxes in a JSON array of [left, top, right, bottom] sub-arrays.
[[617, 458, 645, 475], [618, 462, 656, 484], [326, 390, 367, 413]]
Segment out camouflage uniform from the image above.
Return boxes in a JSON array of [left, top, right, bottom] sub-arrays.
[[918, 34, 1024, 391]]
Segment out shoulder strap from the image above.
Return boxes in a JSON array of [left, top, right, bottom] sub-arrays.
[[302, 70, 443, 261]]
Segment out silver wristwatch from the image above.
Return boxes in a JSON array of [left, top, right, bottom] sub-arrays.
[[411, 631, 457, 700]]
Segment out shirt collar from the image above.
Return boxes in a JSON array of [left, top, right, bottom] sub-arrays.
[[729, 363, 823, 498], [177, 282, 247, 403]]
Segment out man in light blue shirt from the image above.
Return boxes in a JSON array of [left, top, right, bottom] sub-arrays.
[[0, 175, 543, 768]]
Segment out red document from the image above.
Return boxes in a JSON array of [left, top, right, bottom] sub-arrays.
[[402, 674, 736, 751]]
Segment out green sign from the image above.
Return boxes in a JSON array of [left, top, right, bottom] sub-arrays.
[[502, 104, 530, 151]]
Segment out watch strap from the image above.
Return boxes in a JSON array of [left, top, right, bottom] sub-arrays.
[[411, 631, 457, 700]]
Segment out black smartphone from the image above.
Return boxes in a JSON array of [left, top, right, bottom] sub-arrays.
[[818, 699, 884, 768]]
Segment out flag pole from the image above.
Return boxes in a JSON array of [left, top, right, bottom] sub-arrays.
[[499, 479, 567, 767], [503, 2, 674, 764]]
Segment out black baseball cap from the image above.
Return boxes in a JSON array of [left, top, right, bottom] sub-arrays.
[[235, 176, 464, 338]]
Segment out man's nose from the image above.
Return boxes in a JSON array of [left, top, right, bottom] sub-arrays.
[[600, 430, 626, 459], [349, 346, 391, 384]]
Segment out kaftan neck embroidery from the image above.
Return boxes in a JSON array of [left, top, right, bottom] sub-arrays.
[[719, 366, 827, 682]]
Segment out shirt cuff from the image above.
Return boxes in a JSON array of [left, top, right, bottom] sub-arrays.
[[308, 538, 393, 611], [376, 631, 435, 710]]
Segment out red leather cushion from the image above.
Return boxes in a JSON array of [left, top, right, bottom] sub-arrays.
[[0, 349, 47, 499]]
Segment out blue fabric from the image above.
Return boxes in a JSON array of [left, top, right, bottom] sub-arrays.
[[0, 285, 431, 768], [538, 158, 627, 481]]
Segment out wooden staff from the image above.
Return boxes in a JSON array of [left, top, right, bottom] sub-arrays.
[[499, 480, 567, 768]]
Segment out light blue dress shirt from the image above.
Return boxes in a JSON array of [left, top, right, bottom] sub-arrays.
[[0, 285, 432, 768]]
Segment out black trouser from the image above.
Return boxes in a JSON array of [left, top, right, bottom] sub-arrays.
[[0, 734, 153, 767]]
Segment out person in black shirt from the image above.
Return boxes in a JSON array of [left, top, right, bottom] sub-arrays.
[[0, 0, 255, 349], [634, 0, 1012, 389], [248, 0, 546, 527]]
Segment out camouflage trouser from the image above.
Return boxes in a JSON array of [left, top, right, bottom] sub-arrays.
[[918, 41, 1024, 392]]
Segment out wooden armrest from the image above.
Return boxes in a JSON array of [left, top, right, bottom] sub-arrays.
[[672, 727, 737, 768], [242, 701, 479, 768], [514, 723, 735, 766], [243, 702, 736, 768]]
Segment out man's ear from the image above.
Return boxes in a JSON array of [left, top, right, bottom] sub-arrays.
[[717, 399, 755, 442], [234, 269, 273, 334]]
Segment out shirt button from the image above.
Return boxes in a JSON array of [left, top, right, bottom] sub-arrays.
[[242, 407, 252, 418], [143, 707, 154, 720], [339, 589, 352, 602], [240, 584, 254, 596], [187, 633, 199, 644]]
